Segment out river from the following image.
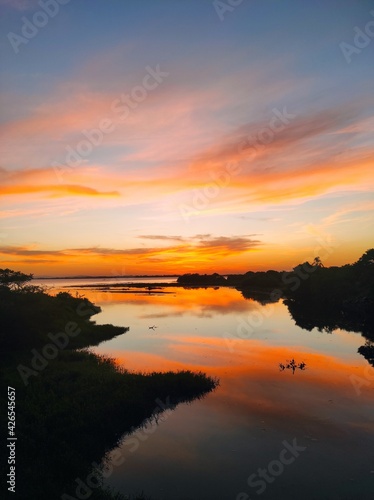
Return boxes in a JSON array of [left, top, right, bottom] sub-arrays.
[[38, 278, 374, 500]]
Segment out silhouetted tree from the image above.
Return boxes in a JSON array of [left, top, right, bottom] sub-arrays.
[[354, 248, 374, 267], [312, 256, 324, 267], [358, 341, 374, 367], [0, 268, 33, 290], [283, 249, 374, 357]]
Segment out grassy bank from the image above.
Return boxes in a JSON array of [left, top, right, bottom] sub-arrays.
[[2, 351, 217, 499], [0, 270, 218, 499], [0, 287, 128, 351]]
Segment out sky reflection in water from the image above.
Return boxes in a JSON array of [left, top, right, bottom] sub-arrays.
[[86, 286, 374, 500]]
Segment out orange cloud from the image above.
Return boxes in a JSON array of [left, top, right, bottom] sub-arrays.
[[0, 235, 261, 275], [0, 184, 120, 198]]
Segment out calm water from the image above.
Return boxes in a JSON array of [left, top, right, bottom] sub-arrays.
[[33, 276, 177, 289], [50, 280, 374, 500]]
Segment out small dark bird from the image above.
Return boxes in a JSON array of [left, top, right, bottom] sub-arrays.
[[148, 325, 157, 330]]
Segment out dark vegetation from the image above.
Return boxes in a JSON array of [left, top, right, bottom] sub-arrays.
[[358, 342, 374, 367], [228, 269, 285, 289], [177, 249, 374, 364], [0, 269, 218, 499], [176, 270, 284, 289], [0, 287, 127, 352], [279, 358, 307, 374], [282, 249, 374, 366], [282, 250, 374, 336], [177, 272, 227, 286]]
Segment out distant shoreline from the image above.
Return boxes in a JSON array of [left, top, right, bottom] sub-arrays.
[[34, 274, 180, 280], [62, 282, 225, 289]]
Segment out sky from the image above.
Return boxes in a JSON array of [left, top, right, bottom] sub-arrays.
[[0, 0, 373, 276]]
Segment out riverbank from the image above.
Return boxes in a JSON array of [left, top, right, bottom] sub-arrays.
[[2, 350, 218, 499], [0, 272, 218, 499]]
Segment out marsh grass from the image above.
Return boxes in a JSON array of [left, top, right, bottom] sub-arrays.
[[0, 281, 218, 499]]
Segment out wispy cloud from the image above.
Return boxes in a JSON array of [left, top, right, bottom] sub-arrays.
[[320, 201, 374, 228], [189, 102, 367, 175], [0, 235, 261, 270], [138, 235, 185, 242], [1, 13, 373, 276], [0, 184, 120, 198], [196, 235, 260, 252]]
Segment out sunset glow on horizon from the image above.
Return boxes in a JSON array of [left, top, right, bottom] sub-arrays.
[[1, 0, 373, 276]]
